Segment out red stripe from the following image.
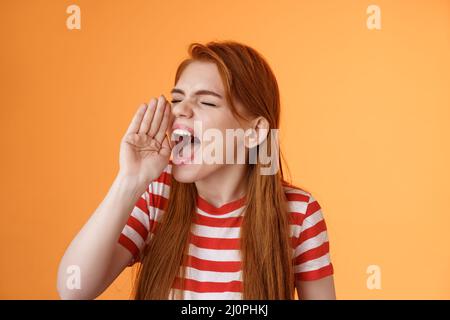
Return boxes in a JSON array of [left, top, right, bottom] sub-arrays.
[[190, 234, 240, 250], [118, 234, 139, 259], [196, 195, 246, 215], [285, 192, 310, 203], [154, 171, 172, 186], [299, 220, 326, 243], [291, 219, 327, 247], [290, 212, 307, 226], [135, 196, 149, 215], [149, 219, 159, 234], [184, 255, 241, 273], [295, 264, 334, 281], [193, 213, 243, 228], [305, 200, 321, 217], [149, 194, 169, 211], [172, 277, 242, 293], [127, 216, 148, 241], [294, 242, 330, 265], [289, 200, 321, 228]]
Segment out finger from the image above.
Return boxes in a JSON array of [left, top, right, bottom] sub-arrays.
[[154, 102, 172, 145], [165, 132, 173, 149], [138, 98, 157, 134], [165, 103, 175, 147], [166, 103, 175, 147], [126, 103, 148, 135], [159, 135, 172, 158], [147, 95, 167, 138]]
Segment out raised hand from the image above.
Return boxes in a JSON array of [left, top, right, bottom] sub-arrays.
[[118, 95, 173, 187]]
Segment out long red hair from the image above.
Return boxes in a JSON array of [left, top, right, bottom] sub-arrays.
[[134, 41, 295, 299]]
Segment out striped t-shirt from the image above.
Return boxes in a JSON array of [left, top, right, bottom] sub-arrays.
[[118, 163, 334, 299]]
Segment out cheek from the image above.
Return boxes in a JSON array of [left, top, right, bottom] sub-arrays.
[[196, 113, 248, 161], [198, 107, 238, 129], [201, 112, 243, 138]]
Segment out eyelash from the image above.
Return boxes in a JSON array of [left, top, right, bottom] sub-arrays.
[[170, 100, 217, 107]]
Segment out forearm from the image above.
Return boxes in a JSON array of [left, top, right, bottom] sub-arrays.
[[57, 175, 145, 299]]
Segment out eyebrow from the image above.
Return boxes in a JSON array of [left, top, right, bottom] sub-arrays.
[[170, 88, 223, 99]]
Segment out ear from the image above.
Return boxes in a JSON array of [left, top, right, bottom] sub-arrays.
[[244, 116, 270, 149]]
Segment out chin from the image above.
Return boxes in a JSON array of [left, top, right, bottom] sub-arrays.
[[171, 163, 221, 183], [172, 163, 205, 183]]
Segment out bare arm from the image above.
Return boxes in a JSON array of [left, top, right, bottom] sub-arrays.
[[296, 275, 336, 300], [57, 175, 144, 300], [57, 96, 173, 299]]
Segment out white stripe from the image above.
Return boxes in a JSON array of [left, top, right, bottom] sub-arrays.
[[181, 267, 243, 283], [122, 224, 145, 249], [301, 210, 324, 232], [149, 181, 171, 198], [290, 224, 302, 237], [130, 206, 150, 230], [188, 244, 241, 262], [290, 211, 324, 237], [308, 195, 317, 205], [169, 289, 242, 300], [287, 201, 308, 214], [295, 253, 331, 273], [283, 187, 310, 197], [191, 224, 241, 239], [148, 209, 165, 222], [294, 231, 328, 257], [196, 206, 245, 219]]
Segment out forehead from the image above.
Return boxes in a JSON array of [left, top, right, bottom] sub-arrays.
[[175, 60, 224, 94]]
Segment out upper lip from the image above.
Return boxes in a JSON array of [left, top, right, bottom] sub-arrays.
[[171, 123, 194, 136], [171, 123, 201, 144]]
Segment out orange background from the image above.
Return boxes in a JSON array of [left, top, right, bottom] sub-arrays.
[[0, 0, 449, 299]]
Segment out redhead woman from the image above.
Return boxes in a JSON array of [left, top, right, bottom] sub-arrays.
[[57, 41, 336, 300]]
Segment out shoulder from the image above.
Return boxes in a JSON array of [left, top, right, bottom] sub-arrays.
[[282, 182, 320, 215], [282, 182, 327, 236]]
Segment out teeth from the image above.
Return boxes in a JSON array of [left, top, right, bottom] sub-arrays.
[[172, 128, 192, 139], [171, 128, 202, 147], [171, 128, 197, 146]]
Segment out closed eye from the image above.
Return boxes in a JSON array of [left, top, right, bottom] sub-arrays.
[[201, 102, 217, 107], [170, 100, 217, 107]]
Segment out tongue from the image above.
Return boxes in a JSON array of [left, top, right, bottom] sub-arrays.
[[177, 140, 197, 163]]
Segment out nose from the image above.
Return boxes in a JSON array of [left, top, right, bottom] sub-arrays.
[[171, 100, 194, 119]]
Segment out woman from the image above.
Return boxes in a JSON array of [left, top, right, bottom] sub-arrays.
[[57, 41, 336, 300]]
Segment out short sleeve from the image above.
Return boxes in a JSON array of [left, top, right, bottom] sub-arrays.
[[292, 193, 334, 281], [118, 190, 151, 266], [118, 163, 172, 266]]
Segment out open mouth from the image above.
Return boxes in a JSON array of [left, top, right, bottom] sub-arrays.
[[171, 128, 201, 164]]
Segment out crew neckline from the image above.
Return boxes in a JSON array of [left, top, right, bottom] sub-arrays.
[[196, 194, 247, 215]]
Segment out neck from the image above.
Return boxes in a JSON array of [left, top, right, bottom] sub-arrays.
[[195, 164, 248, 208]]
